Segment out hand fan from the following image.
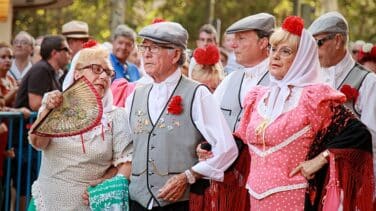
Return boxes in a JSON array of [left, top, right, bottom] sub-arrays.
[[32, 76, 103, 137]]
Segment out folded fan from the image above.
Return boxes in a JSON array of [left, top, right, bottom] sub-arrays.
[[32, 76, 103, 137]]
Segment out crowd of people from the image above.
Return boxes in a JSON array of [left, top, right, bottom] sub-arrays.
[[0, 9, 375, 211]]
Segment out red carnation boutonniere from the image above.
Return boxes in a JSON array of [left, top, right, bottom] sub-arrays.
[[167, 95, 183, 115], [340, 84, 359, 102]]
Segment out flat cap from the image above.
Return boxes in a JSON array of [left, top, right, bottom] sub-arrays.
[[62, 20, 89, 39], [226, 13, 275, 34], [308, 11, 348, 36], [139, 22, 188, 49]]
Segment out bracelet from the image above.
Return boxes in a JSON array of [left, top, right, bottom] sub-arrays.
[[184, 169, 196, 184]]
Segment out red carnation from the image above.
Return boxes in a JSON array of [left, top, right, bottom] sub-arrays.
[[167, 95, 183, 115], [152, 18, 166, 24], [282, 16, 304, 36], [83, 40, 98, 48], [193, 44, 220, 65], [340, 84, 359, 102]]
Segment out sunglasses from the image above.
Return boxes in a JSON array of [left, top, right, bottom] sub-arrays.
[[57, 47, 70, 52], [316, 34, 335, 47]]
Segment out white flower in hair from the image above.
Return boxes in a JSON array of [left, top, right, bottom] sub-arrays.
[[362, 43, 373, 53]]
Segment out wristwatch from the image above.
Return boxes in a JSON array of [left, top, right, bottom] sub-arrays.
[[184, 169, 196, 184]]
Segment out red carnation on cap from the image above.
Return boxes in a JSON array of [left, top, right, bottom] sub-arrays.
[[282, 16, 304, 36], [193, 44, 220, 65], [83, 40, 98, 48], [152, 18, 166, 24]]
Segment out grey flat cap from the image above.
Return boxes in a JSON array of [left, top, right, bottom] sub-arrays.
[[308, 11, 348, 36], [226, 13, 275, 34], [139, 22, 188, 49]]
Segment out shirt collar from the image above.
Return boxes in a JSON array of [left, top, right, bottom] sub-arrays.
[[152, 68, 181, 86], [243, 58, 269, 77]]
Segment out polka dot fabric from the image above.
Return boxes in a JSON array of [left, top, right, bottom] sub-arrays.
[[235, 84, 345, 210]]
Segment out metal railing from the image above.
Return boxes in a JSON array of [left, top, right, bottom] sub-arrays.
[[0, 111, 39, 211]]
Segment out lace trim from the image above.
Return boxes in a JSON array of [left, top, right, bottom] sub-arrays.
[[31, 182, 47, 211], [247, 183, 308, 199], [249, 125, 311, 157], [113, 154, 133, 167]]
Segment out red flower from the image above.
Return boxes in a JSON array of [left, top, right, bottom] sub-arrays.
[[167, 95, 183, 115], [282, 16, 304, 36], [83, 40, 98, 48], [193, 44, 220, 65], [340, 84, 359, 102]]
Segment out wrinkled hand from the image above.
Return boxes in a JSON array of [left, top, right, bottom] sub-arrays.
[[157, 173, 188, 202], [5, 148, 15, 158], [46, 91, 63, 110], [196, 143, 213, 161], [82, 167, 118, 206], [289, 155, 327, 180]]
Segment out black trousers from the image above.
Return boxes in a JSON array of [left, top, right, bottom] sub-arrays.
[[130, 200, 189, 211]]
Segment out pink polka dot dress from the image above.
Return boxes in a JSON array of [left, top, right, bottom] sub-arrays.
[[234, 84, 345, 211]]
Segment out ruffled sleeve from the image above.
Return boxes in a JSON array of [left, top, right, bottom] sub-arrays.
[[304, 84, 346, 133], [234, 86, 267, 142], [111, 107, 133, 167]]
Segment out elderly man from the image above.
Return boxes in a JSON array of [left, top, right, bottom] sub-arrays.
[[9, 31, 35, 83], [214, 13, 275, 132], [308, 11, 376, 179], [110, 24, 140, 82], [126, 21, 238, 211]]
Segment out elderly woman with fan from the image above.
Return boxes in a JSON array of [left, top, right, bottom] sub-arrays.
[[28, 44, 133, 210], [229, 16, 374, 210]]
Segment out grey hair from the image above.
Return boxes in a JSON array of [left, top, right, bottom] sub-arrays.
[[167, 47, 186, 66], [15, 31, 35, 46], [112, 24, 136, 42]]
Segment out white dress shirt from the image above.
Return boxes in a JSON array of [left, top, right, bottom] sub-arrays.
[[125, 69, 238, 181], [321, 52, 376, 176], [214, 58, 269, 106]]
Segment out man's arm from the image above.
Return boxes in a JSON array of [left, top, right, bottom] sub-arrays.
[[28, 93, 43, 111]]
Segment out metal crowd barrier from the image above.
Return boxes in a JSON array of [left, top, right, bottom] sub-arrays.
[[0, 111, 39, 211]]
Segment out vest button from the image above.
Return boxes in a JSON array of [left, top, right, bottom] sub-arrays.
[[152, 133, 156, 136], [150, 145, 155, 150], [148, 172, 153, 175]]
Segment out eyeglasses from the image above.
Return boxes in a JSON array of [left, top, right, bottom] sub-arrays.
[[13, 40, 31, 46], [0, 55, 14, 60], [57, 47, 71, 52], [138, 44, 175, 54], [270, 46, 295, 58], [78, 64, 114, 78], [316, 34, 335, 47]]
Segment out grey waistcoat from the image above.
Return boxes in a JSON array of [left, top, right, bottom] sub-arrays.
[[129, 76, 203, 208], [220, 70, 269, 132], [338, 63, 370, 117]]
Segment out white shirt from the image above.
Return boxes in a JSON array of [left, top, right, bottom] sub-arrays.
[[125, 69, 238, 181], [214, 58, 269, 106], [321, 52, 376, 175], [8, 60, 32, 81]]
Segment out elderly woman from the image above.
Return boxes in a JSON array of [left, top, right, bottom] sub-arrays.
[[28, 46, 133, 210], [234, 16, 373, 210], [190, 44, 225, 92]]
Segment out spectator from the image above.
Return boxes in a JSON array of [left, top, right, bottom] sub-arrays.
[[110, 24, 140, 82], [9, 31, 34, 83]]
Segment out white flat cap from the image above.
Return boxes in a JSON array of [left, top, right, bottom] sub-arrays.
[[226, 13, 275, 34], [139, 22, 188, 49], [308, 11, 348, 36]]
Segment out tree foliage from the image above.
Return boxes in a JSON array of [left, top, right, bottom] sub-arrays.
[[12, 0, 376, 48]]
